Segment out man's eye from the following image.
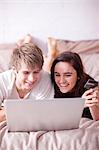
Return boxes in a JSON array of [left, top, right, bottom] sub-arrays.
[[34, 71, 40, 74], [24, 71, 29, 74]]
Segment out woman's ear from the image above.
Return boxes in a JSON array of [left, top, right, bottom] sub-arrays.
[[78, 77, 80, 80]]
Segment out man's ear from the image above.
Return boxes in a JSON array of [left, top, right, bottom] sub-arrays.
[[12, 66, 18, 73], [12, 66, 16, 70]]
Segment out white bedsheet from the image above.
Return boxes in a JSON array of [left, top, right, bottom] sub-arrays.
[[0, 118, 99, 150]]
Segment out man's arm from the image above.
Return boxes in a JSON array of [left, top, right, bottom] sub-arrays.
[[0, 106, 6, 122]]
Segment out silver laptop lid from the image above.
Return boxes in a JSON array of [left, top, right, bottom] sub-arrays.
[[4, 98, 85, 132]]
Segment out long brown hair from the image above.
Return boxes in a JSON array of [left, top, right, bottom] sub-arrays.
[[50, 51, 92, 97]]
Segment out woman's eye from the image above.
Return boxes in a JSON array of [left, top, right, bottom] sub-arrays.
[[65, 74, 71, 77], [55, 74, 72, 76], [55, 74, 60, 77]]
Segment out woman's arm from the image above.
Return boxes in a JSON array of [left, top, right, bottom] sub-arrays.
[[90, 105, 99, 120]]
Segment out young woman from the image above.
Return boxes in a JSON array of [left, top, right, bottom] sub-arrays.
[[50, 51, 99, 120]]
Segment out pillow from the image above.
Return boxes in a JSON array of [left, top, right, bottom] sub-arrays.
[[47, 37, 99, 56], [0, 43, 16, 72], [43, 37, 99, 81], [80, 53, 99, 81]]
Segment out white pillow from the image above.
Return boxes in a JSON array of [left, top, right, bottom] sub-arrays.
[[80, 53, 99, 81]]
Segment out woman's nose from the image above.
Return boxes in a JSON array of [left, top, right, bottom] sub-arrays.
[[59, 76, 66, 83]]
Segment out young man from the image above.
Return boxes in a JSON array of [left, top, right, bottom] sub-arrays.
[[0, 42, 54, 122]]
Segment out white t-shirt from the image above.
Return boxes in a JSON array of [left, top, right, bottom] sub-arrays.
[[0, 69, 54, 106]]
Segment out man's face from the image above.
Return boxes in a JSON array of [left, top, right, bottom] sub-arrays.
[[15, 61, 41, 92]]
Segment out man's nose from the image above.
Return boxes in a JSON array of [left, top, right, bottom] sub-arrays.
[[28, 74, 35, 81]]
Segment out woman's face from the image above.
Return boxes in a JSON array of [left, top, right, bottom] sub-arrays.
[[54, 62, 78, 93]]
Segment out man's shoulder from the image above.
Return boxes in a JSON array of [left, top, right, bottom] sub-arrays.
[[0, 69, 16, 82], [40, 70, 51, 81], [41, 70, 50, 77], [30, 70, 54, 99]]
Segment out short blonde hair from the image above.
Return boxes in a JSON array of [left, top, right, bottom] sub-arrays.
[[9, 43, 44, 70]]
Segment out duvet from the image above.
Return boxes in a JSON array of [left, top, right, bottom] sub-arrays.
[[0, 118, 99, 150]]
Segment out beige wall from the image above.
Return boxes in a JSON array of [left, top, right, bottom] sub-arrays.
[[0, 0, 99, 45]]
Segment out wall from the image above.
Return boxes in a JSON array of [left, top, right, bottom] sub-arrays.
[[0, 0, 99, 51]]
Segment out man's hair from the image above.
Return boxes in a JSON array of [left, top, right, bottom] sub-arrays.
[[9, 43, 44, 70]]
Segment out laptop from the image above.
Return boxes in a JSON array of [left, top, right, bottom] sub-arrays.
[[4, 98, 85, 132]]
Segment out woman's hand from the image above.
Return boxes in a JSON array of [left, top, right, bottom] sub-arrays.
[[82, 87, 99, 120], [82, 87, 99, 107]]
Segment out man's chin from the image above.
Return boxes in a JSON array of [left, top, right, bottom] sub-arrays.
[[24, 84, 36, 90]]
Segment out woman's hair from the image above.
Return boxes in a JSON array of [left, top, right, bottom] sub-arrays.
[[50, 51, 91, 97], [9, 43, 44, 70]]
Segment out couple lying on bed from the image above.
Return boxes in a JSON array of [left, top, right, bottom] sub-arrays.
[[0, 37, 99, 123]]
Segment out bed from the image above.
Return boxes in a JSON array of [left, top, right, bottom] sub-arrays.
[[0, 38, 99, 150], [0, 119, 99, 149]]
